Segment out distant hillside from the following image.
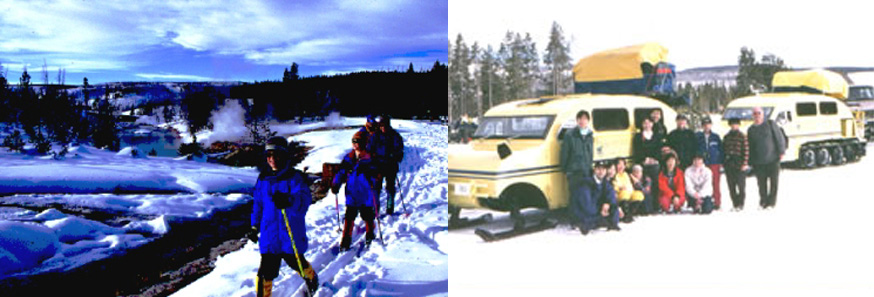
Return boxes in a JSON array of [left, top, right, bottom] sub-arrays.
[[675, 65, 874, 87]]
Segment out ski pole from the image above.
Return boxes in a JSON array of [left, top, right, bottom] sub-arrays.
[[396, 178, 408, 216], [280, 209, 306, 280], [370, 189, 385, 246], [334, 192, 342, 233]]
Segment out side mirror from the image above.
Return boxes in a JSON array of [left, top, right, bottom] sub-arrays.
[[497, 143, 512, 160]]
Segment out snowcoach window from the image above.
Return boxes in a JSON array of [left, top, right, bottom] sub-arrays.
[[722, 107, 773, 121], [593, 108, 630, 131], [797, 103, 817, 116], [634, 108, 660, 129], [820, 102, 838, 115], [473, 115, 556, 140]]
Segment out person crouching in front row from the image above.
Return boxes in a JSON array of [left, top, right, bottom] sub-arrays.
[[584, 160, 621, 235], [685, 154, 714, 214], [658, 153, 685, 214]]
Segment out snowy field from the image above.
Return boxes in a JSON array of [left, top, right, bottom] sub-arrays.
[[172, 120, 449, 297], [1, 116, 449, 296], [448, 143, 874, 297]]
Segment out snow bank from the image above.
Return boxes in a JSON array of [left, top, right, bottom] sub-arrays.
[[44, 217, 124, 243], [0, 221, 61, 276], [0, 145, 258, 195], [123, 215, 169, 235]]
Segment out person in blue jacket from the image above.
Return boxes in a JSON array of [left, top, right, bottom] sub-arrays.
[[590, 160, 622, 233], [369, 115, 405, 215], [695, 116, 724, 210], [333, 130, 379, 249], [248, 136, 318, 297]]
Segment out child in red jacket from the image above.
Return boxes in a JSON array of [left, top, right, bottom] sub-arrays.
[[658, 153, 685, 213]]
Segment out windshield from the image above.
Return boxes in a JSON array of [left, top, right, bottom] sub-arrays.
[[849, 86, 874, 101], [472, 115, 556, 139], [723, 107, 774, 121]]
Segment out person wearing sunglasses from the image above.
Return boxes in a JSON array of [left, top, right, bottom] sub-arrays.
[[249, 136, 319, 296], [332, 131, 380, 249]]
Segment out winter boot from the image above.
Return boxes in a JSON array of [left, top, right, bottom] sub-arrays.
[[340, 218, 355, 251], [386, 192, 395, 215], [256, 276, 273, 297], [364, 219, 376, 245], [302, 265, 319, 295]]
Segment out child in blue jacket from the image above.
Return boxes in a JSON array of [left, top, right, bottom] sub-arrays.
[[333, 131, 380, 249]]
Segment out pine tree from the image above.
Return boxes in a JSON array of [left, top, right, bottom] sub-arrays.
[[449, 34, 474, 120], [407, 63, 415, 73], [477, 45, 502, 116], [542, 21, 573, 96], [93, 88, 120, 151]]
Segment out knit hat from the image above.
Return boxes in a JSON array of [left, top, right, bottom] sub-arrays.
[[728, 117, 741, 125], [265, 136, 288, 153], [352, 130, 367, 144]]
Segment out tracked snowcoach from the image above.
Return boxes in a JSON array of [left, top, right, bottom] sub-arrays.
[[449, 43, 683, 241], [719, 69, 866, 169]]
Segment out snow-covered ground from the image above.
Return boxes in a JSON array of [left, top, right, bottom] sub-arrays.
[[0, 144, 258, 195], [172, 120, 449, 297], [448, 143, 874, 296], [1, 116, 449, 296]]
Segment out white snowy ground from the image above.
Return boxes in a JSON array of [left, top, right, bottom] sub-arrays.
[[448, 143, 874, 297], [172, 120, 449, 297], [0, 144, 258, 195], [1, 117, 449, 296]]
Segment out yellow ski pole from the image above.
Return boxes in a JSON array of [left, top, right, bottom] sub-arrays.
[[281, 209, 306, 279]]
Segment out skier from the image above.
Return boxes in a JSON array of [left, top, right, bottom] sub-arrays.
[[370, 115, 405, 215], [332, 130, 379, 250], [359, 114, 378, 149], [248, 137, 319, 297], [696, 116, 723, 210]]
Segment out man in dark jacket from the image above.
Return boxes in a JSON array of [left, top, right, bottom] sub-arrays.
[[250, 137, 318, 297], [723, 117, 749, 210], [747, 107, 786, 209], [370, 115, 405, 215], [560, 110, 595, 234], [667, 114, 697, 170], [696, 117, 723, 210]]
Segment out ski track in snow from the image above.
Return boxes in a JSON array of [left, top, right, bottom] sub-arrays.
[[172, 121, 448, 297]]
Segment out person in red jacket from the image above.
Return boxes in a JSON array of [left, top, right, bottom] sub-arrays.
[[658, 153, 685, 213]]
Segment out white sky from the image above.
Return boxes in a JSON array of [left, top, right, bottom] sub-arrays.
[[450, 0, 874, 70]]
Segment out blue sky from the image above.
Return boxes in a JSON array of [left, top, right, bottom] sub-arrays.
[[0, 0, 447, 84]]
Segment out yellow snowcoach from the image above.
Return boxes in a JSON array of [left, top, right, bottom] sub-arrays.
[[449, 43, 686, 241], [719, 69, 867, 169]]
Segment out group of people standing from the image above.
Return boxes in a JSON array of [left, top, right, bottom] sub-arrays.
[[561, 107, 786, 236], [246, 115, 404, 297]]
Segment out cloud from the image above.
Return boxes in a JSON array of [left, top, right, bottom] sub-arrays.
[[135, 73, 215, 82], [0, 0, 447, 77]]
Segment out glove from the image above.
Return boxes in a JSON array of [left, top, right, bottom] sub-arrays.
[[272, 192, 292, 209], [247, 226, 259, 243], [331, 183, 341, 194]]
